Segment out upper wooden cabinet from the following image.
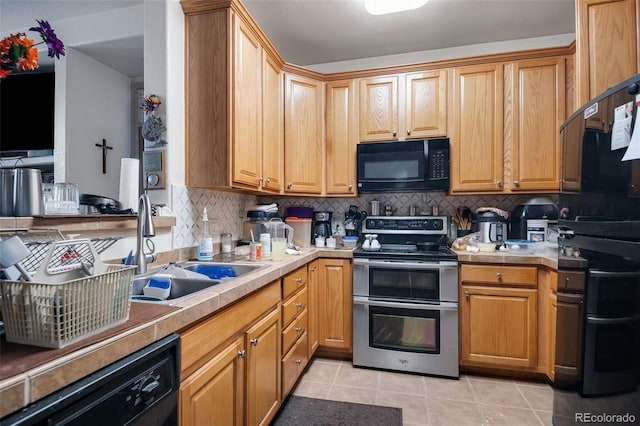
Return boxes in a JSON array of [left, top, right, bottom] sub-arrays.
[[508, 58, 565, 192], [576, 0, 640, 106], [284, 72, 324, 194], [405, 70, 448, 138], [359, 72, 447, 143], [450, 64, 505, 193], [184, 8, 284, 192], [326, 80, 357, 195], [359, 76, 399, 141]]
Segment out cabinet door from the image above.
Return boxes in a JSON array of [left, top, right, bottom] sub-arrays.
[[576, 0, 639, 105], [510, 58, 564, 192], [555, 292, 584, 383], [560, 111, 585, 192], [232, 15, 262, 189], [261, 52, 283, 193], [307, 260, 319, 356], [548, 290, 557, 381], [450, 64, 504, 193], [405, 70, 447, 138], [180, 338, 244, 426], [284, 73, 323, 194], [326, 80, 357, 195], [359, 76, 398, 141], [245, 307, 281, 426], [318, 259, 352, 351], [460, 285, 537, 368]]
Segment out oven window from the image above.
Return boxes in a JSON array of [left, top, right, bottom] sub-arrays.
[[369, 306, 439, 354], [589, 275, 640, 317], [592, 323, 636, 373], [369, 267, 439, 300]]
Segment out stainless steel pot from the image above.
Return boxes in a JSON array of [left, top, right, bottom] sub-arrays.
[[13, 168, 43, 217]]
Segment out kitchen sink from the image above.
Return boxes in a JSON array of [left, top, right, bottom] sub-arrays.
[[131, 261, 268, 303]]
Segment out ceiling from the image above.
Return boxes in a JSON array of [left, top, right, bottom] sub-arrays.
[[1, 0, 575, 76]]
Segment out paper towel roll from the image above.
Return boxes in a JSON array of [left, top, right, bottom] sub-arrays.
[[119, 158, 139, 212]]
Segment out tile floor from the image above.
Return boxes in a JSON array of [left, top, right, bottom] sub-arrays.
[[291, 357, 553, 426]]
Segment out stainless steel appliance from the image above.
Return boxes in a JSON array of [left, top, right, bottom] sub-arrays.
[[312, 211, 332, 244], [356, 138, 450, 192], [472, 211, 507, 243], [559, 72, 640, 396], [509, 197, 558, 240], [0, 333, 180, 425], [352, 215, 459, 378]]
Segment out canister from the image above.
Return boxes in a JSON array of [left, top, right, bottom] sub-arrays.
[[13, 168, 43, 217], [0, 168, 15, 216]]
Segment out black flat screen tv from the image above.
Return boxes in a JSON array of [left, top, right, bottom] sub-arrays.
[[0, 71, 55, 156]]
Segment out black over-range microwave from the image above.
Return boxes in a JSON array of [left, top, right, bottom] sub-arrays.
[[356, 138, 450, 192]]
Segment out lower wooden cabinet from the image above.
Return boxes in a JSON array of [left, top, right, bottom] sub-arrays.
[[318, 259, 352, 352], [281, 265, 309, 398], [179, 281, 281, 426], [307, 260, 319, 356]]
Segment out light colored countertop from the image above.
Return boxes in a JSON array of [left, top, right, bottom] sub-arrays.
[[0, 247, 353, 417], [455, 249, 559, 269]]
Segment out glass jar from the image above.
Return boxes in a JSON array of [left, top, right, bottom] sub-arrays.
[[221, 233, 232, 254]]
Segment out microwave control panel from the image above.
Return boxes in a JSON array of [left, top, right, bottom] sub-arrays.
[[429, 148, 449, 180]]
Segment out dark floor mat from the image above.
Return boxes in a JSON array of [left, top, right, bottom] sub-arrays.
[[271, 395, 403, 426]]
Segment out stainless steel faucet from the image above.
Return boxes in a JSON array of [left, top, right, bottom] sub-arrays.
[[136, 193, 156, 274]]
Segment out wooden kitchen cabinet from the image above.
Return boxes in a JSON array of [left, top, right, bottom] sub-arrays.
[[281, 265, 309, 397], [318, 259, 352, 352], [178, 281, 281, 426], [284, 72, 324, 194], [307, 260, 320, 356], [459, 264, 537, 369], [560, 109, 585, 192], [183, 6, 284, 192], [405, 70, 447, 138], [507, 58, 564, 192], [450, 64, 505, 193], [576, 0, 639, 106], [359, 75, 399, 141], [326, 80, 357, 195], [547, 271, 558, 381], [554, 270, 585, 385]]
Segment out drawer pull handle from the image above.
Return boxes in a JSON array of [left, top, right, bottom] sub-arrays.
[[296, 278, 303, 284], [295, 359, 302, 365], [310, 267, 316, 272], [392, 130, 397, 137], [464, 291, 470, 298], [250, 338, 258, 346], [295, 327, 303, 332], [295, 302, 303, 308], [496, 272, 502, 279], [238, 350, 246, 358], [565, 277, 570, 283]]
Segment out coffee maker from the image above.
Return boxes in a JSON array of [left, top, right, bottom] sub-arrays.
[[312, 211, 332, 243]]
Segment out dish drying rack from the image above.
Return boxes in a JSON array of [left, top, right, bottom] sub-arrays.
[[0, 228, 123, 273]]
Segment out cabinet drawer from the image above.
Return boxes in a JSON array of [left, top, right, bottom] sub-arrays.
[[283, 266, 308, 299], [282, 308, 307, 355], [460, 264, 537, 287], [557, 270, 585, 292], [282, 331, 308, 397], [282, 286, 307, 328]]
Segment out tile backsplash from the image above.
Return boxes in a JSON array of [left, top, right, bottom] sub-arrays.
[[171, 184, 558, 249]]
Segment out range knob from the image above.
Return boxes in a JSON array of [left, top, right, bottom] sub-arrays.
[[432, 219, 443, 230], [422, 220, 431, 229]]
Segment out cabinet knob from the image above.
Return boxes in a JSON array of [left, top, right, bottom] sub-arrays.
[[287, 183, 293, 189], [295, 327, 303, 333], [258, 177, 263, 183], [250, 338, 258, 346], [295, 359, 302, 365], [348, 184, 353, 190], [513, 180, 520, 186], [238, 350, 246, 358], [464, 291, 470, 298], [496, 180, 502, 187], [310, 267, 316, 272], [565, 277, 570, 283], [407, 130, 411, 135], [295, 278, 303, 284], [392, 130, 397, 137], [295, 302, 303, 308], [496, 272, 502, 279], [265, 178, 271, 183]]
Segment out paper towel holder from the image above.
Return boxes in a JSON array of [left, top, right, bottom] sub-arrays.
[[143, 150, 166, 189]]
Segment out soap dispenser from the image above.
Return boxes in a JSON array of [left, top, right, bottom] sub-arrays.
[[197, 207, 213, 260]]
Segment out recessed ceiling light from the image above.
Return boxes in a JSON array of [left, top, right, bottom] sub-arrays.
[[364, 0, 429, 15]]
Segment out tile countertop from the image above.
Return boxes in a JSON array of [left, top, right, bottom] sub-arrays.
[[0, 247, 353, 418], [454, 249, 560, 269]]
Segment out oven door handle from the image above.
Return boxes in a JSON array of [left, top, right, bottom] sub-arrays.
[[586, 314, 640, 325], [353, 258, 458, 269], [353, 296, 458, 311]]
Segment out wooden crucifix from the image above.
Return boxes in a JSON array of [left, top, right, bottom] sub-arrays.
[[94, 138, 113, 174]]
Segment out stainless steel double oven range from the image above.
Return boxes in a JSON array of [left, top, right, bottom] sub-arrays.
[[352, 215, 459, 378]]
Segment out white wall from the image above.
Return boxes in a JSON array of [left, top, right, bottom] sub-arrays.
[[63, 48, 132, 199]]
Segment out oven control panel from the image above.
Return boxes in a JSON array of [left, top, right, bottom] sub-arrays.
[[363, 216, 447, 234]]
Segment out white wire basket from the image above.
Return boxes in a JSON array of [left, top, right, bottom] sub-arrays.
[[0, 239, 135, 349]]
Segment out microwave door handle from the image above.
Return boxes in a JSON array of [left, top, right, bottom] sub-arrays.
[[353, 296, 458, 311], [354, 259, 458, 269], [363, 178, 424, 183]]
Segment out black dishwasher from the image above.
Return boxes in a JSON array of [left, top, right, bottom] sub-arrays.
[[1, 333, 180, 426]]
